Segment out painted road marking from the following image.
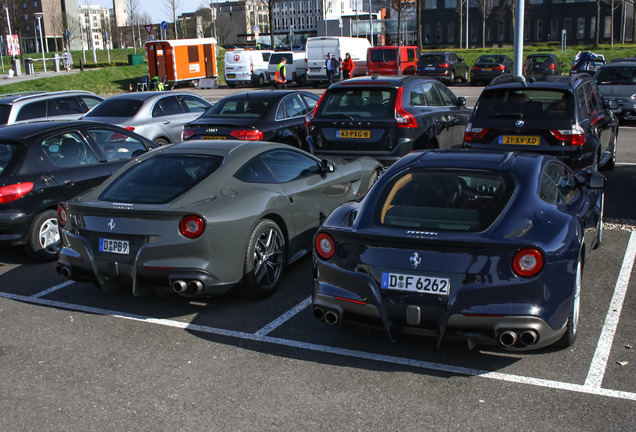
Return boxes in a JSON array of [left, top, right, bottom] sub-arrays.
[[254, 296, 312, 337], [30, 280, 75, 298]]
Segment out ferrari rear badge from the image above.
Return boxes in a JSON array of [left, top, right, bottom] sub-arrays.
[[410, 252, 421, 268]]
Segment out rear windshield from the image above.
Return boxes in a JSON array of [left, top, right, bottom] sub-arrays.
[[418, 55, 444, 65], [369, 48, 397, 63], [474, 88, 573, 120], [85, 99, 144, 118], [99, 154, 222, 204], [0, 143, 22, 178], [374, 169, 514, 232], [315, 87, 395, 120], [476, 56, 505, 64], [200, 97, 271, 119], [525, 56, 552, 65], [595, 65, 636, 85]]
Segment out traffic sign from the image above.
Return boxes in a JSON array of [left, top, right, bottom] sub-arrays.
[[161, 21, 168, 30], [254, 25, 259, 32], [145, 24, 153, 35]]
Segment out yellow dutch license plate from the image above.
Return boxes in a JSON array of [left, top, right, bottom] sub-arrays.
[[482, 67, 493, 71], [202, 136, 227, 140], [227, 74, 236, 78], [500, 135, 540, 145], [338, 130, 371, 139]]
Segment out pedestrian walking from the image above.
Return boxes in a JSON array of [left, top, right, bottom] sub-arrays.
[[341, 53, 354, 79], [274, 57, 288, 88], [325, 52, 339, 84]]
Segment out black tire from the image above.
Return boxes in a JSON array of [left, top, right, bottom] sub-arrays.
[[311, 81, 319, 88], [256, 74, 265, 87], [554, 258, 582, 348], [242, 219, 286, 298], [26, 210, 60, 261], [227, 82, 235, 88], [154, 138, 170, 145], [297, 74, 307, 86]]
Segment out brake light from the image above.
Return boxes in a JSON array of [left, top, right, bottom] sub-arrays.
[[315, 232, 335, 260], [549, 63, 556, 70], [229, 129, 264, 140], [394, 87, 417, 128], [463, 123, 489, 143], [550, 125, 586, 146], [57, 205, 67, 228], [179, 214, 205, 238], [182, 128, 195, 140], [0, 182, 34, 204], [512, 248, 544, 277], [306, 92, 326, 130], [494, 64, 505, 70], [125, 126, 135, 132], [439, 63, 450, 68], [471, 66, 479, 71]]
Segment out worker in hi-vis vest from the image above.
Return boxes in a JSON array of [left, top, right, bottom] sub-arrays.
[[274, 57, 288, 88]]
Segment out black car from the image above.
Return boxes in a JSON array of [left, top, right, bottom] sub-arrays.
[[305, 75, 470, 166], [594, 61, 636, 120], [0, 121, 156, 260], [415, 51, 469, 85], [523, 53, 562, 77], [470, 54, 513, 86], [464, 74, 619, 170], [182, 90, 319, 150]]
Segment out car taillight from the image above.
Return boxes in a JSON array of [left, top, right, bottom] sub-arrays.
[[495, 64, 505, 70], [180, 214, 205, 238], [125, 126, 135, 132], [550, 125, 586, 146], [182, 128, 195, 140], [439, 63, 450, 68], [57, 205, 67, 228], [230, 129, 264, 140], [0, 182, 34, 204], [463, 123, 489, 143], [394, 87, 417, 128], [315, 232, 335, 260], [512, 248, 544, 277], [471, 66, 479, 71], [549, 63, 556, 70], [306, 92, 326, 130]]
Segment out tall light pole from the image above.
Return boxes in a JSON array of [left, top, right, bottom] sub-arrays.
[[34, 12, 46, 73]]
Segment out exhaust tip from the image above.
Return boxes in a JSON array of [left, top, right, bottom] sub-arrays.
[[324, 310, 339, 326], [188, 280, 204, 293], [172, 280, 188, 293], [499, 330, 518, 347], [57, 265, 71, 279], [520, 330, 538, 346], [312, 307, 325, 320]]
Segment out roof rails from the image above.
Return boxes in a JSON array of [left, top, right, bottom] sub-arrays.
[[0, 91, 47, 99], [487, 74, 528, 87]]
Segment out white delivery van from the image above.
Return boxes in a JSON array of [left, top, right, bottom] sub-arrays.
[[267, 51, 308, 86], [224, 49, 274, 87], [305, 37, 371, 86]]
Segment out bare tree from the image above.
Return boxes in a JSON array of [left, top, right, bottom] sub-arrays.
[[45, 2, 65, 53], [393, 0, 416, 46], [126, 0, 142, 49], [257, 0, 278, 48], [164, 0, 184, 39], [475, 0, 494, 48]]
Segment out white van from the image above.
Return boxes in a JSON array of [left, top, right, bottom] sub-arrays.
[[224, 49, 274, 87], [305, 37, 371, 86], [267, 51, 308, 86]]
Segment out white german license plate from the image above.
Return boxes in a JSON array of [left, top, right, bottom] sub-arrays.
[[337, 129, 370, 139], [500, 135, 540, 145], [99, 238, 129, 255], [381, 272, 450, 295]]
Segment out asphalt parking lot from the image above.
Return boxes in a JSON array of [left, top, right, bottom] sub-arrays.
[[1, 84, 635, 430]]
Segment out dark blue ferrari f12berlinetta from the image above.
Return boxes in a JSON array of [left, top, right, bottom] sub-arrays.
[[312, 149, 606, 350]]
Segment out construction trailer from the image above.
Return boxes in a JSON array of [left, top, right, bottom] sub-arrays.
[[145, 38, 218, 88]]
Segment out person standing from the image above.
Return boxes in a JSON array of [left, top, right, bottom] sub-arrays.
[[341, 53, 354, 79], [325, 52, 339, 84], [274, 57, 288, 88]]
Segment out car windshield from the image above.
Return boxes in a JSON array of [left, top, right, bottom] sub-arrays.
[[374, 169, 514, 232], [201, 97, 271, 119], [369, 49, 397, 62], [473, 88, 573, 120], [595, 66, 636, 85], [419, 55, 444, 65], [85, 99, 144, 118], [315, 87, 394, 120], [99, 154, 223, 204], [0, 142, 22, 179]]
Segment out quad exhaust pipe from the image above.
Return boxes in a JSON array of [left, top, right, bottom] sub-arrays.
[[172, 279, 205, 294], [312, 306, 340, 326], [499, 329, 539, 347], [56, 264, 72, 279]]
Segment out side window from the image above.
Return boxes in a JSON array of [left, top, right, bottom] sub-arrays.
[[180, 95, 210, 113], [575, 86, 591, 118], [15, 100, 47, 121], [410, 84, 427, 106], [260, 149, 321, 183], [407, 49, 415, 62], [301, 95, 318, 114], [235, 157, 277, 183], [42, 132, 99, 167], [588, 84, 605, 113], [87, 128, 148, 161], [437, 84, 458, 106], [539, 162, 579, 204], [421, 82, 443, 106], [152, 96, 185, 117], [275, 102, 286, 120], [80, 96, 102, 111], [281, 94, 305, 118], [48, 97, 84, 116]]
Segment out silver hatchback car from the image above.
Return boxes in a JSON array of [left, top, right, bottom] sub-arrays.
[[82, 92, 212, 144]]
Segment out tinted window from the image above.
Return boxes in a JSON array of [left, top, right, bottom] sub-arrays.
[[419, 55, 444, 65], [0, 105, 11, 124], [0, 143, 21, 177], [279, 94, 306, 118], [235, 157, 277, 183], [48, 97, 84, 116], [269, 53, 291, 64], [375, 169, 514, 232], [152, 96, 185, 117], [437, 84, 458, 106], [42, 132, 99, 167], [87, 128, 148, 161], [80, 96, 103, 110], [317, 87, 394, 119], [539, 162, 580, 204], [202, 97, 270, 119], [180, 95, 210, 113], [595, 65, 636, 85], [260, 150, 321, 183], [301, 94, 319, 113], [369, 48, 397, 62], [86, 99, 144, 118], [99, 154, 223, 204], [16, 100, 47, 121], [474, 89, 573, 120]]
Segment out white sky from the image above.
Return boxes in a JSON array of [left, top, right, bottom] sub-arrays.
[[85, 0, 208, 24]]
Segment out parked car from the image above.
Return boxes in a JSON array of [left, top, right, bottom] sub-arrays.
[[415, 51, 468, 85], [224, 49, 275, 87], [182, 90, 319, 150], [0, 121, 156, 260], [594, 60, 636, 120], [82, 92, 211, 145], [470, 54, 513, 86], [267, 51, 307, 86], [305, 75, 470, 166], [56, 141, 383, 297], [464, 74, 619, 170], [570, 51, 606, 76], [0, 90, 103, 126], [367, 45, 420, 76], [523, 53, 562, 77], [312, 149, 606, 350]]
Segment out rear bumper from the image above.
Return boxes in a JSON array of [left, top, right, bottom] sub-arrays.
[[0, 210, 30, 245], [306, 135, 414, 166]]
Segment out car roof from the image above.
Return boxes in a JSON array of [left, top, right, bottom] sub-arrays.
[[102, 91, 195, 101], [0, 120, 138, 140], [394, 149, 547, 173], [0, 90, 101, 104], [420, 51, 452, 56], [328, 75, 436, 88], [219, 90, 312, 100], [486, 74, 590, 90]]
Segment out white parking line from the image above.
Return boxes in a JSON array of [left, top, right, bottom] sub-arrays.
[[585, 231, 636, 387], [1, 289, 635, 401], [254, 296, 312, 337], [30, 280, 75, 298]]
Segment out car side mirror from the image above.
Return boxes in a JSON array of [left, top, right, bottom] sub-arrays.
[[584, 171, 606, 189], [606, 99, 619, 110], [320, 159, 336, 173], [457, 97, 466, 107]]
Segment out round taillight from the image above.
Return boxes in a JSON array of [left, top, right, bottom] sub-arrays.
[[57, 205, 67, 228], [179, 214, 205, 238], [512, 248, 544, 277], [315, 232, 335, 260]]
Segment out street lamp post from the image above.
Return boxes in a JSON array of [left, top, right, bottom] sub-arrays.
[[34, 13, 47, 73]]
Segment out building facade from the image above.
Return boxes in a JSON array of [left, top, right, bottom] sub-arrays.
[[78, 5, 113, 51]]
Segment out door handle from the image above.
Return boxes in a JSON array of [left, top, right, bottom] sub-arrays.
[[163, 120, 171, 125]]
